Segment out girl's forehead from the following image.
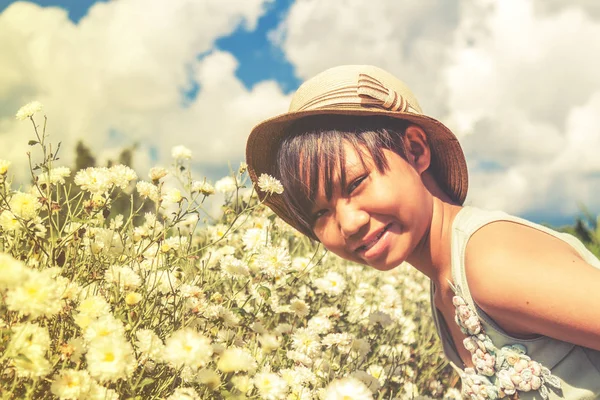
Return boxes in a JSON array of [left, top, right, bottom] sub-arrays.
[[301, 142, 373, 190]]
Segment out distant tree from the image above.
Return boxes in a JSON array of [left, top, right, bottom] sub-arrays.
[[72, 141, 152, 226], [560, 207, 600, 257], [75, 140, 96, 170]]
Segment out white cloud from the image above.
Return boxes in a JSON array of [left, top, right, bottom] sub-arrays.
[[0, 0, 288, 184], [274, 0, 600, 220], [272, 0, 460, 116], [444, 0, 600, 218]]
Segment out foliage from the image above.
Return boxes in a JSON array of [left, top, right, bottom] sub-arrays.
[[560, 207, 600, 258], [0, 105, 458, 399]]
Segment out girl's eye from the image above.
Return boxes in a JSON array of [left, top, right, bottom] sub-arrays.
[[347, 175, 367, 194], [313, 209, 328, 221]]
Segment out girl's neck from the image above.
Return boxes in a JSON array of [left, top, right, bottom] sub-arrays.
[[407, 196, 462, 287]]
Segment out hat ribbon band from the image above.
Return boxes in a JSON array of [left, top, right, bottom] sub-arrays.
[[297, 73, 417, 113]]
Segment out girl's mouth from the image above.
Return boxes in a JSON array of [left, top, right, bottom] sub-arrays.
[[356, 223, 392, 253]]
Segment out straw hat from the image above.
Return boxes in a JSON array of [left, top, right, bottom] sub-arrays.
[[246, 65, 468, 236]]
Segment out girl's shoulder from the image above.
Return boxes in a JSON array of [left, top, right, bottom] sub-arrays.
[[443, 207, 600, 399], [453, 206, 600, 350]]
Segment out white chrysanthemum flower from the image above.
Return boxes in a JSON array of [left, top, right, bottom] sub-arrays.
[[208, 305, 240, 327], [307, 316, 333, 335], [136, 181, 159, 202], [290, 299, 310, 318], [86, 335, 136, 382], [0, 210, 21, 231], [314, 271, 346, 296], [0, 159, 11, 174], [84, 314, 126, 343], [179, 284, 203, 299], [214, 176, 237, 193], [444, 387, 463, 400], [109, 164, 137, 189], [257, 173, 284, 195], [51, 369, 92, 399], [258, 334, 281, 353], [74, 167, 112, 194], [254, 371, 288, 400], [149, 166, 168, 181], [275, 323, 293, 335], [105, 265, 141, 290], [162, 188, 183, 203], [286, 350, 313, 366], [291, 328, 321, 356], [291, 256, 310, 272], [350, 370, 381, 393], [16, 101, 43, 120], [146, 269, 181, 294], [38, 166, 71, 186], [0, 253, 27, 289], [6, 269, 63, 318], [67, 337, 86, 363], [135, 329, 164, 362], [161, 236, 188, 252], [242, 227, 269, 250], [403, 382, 419, 398], [368, 311, 393, 328], [220, 255, 249, 277], [172, 145, 192, 160], [7, 323, 51, 378], [191, 180, 214, 195], [281, 366, 317, 391], [196, 368, 221, 390], [55, 276, 80, 302], [162, 328, 213, 370], [74, 295, 111, 330], [322, 333, 353, 349], [216, 347, 257, 373], [167, 387, 200, 400], [86, 381, 119, 400], [366, 365, 387, 386], [324, 377, 373, 400], [9, 191, 42, 220], [231, 375, 253, 394], [253, 245, 291, 278], [109, 214, 124, 231]]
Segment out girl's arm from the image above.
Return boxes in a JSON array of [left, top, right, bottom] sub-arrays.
[[465, 221, 600, 351]]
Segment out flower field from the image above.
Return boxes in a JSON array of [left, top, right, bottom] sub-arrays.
[[0, 104, 459, 399]]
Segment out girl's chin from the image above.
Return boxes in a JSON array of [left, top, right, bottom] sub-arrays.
[[369, 257, 405, 271]]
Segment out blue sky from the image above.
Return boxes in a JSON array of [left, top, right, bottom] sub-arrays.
[[2, 0, 600, 226]]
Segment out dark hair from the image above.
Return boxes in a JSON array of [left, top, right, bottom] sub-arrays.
[[275, 115, 410, 239]]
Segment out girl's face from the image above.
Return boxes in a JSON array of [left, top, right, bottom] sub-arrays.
[[310, 138, 434, 271]]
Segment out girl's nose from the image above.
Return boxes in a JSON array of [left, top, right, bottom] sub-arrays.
[[338, 204, 369, 239]]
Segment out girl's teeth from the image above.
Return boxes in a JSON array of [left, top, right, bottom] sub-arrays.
[[363, 225, 389, 251]]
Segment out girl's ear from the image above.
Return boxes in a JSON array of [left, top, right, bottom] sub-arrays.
[[403, 125, 431, 174]]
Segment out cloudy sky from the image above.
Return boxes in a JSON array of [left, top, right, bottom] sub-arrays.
[[2, 0, 600, 226]]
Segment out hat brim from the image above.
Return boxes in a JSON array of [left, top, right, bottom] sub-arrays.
[[246, 108, 468, 237]]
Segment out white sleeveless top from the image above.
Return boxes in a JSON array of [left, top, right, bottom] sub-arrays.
[[430, 206, 600, 399]]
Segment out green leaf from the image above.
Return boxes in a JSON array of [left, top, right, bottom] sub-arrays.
[[138, 378, 155, 389], [28, 140, 38, 146], [257, 286, 271, 300]]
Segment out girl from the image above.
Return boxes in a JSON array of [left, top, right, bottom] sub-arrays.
[[245, 65, 600, 399]]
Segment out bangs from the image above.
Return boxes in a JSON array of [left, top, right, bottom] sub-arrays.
[[275, 115, 409, 238]]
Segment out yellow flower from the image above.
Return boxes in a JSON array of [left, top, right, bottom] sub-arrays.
[[125, 292, 142, 305], [0, 160, 11, 175]]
